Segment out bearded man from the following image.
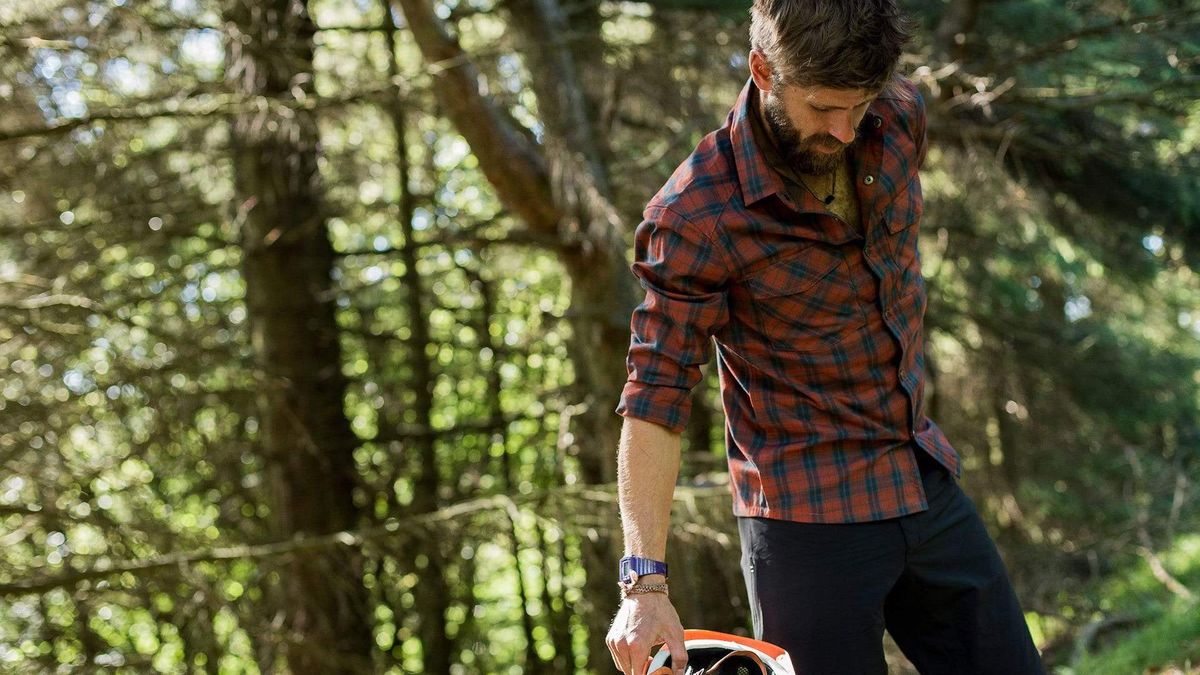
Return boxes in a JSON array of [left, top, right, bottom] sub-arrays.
[[605, 2, 1046, 673]]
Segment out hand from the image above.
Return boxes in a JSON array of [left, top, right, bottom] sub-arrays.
[[605, 591, 688, 674]]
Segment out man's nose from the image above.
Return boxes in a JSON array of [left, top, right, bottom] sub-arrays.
[[828, 114, 856, 144]]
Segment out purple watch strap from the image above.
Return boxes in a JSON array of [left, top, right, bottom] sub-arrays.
[[619, 555, 668, 583]]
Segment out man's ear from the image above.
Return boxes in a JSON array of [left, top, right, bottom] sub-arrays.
[[748, 50, 774, 94]]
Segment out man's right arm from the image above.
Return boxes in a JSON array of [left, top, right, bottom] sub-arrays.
[[617, 416, 681, 577], [614, 201, 732, 560], [606, 416, 687, 675], [607, 203, 733, 674]]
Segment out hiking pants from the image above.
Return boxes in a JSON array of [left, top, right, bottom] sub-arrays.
[[737, 448, 1046, 674]]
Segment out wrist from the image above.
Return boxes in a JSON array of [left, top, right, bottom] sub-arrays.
[[619, 554, 669, 584], [633, 573, 666, 583], [618, 578, 670, 600], [623, 587, 671, 602]]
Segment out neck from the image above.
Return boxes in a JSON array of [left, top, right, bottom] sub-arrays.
[[756, 91, 781, 149]]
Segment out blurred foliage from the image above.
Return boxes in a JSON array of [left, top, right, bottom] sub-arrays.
[[1070, 534, 1200, 673]]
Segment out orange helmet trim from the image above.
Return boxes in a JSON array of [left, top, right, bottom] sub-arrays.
[[681, 629, 788, 660]]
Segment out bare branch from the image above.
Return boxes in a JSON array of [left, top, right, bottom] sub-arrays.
[[0, 485, 729, 598], [335, 228, 573, 256], [394, 0, 561, 231], [1123, 445, 1196, 603], [1004, 77, 1199, 112], [0, 84, 402, 143]]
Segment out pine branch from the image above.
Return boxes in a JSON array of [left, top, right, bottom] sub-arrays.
[[0, 485, 728, 598], [989, 7, 1200, 73]]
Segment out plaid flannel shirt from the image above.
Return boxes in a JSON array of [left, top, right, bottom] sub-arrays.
[[615, 75, 963, 523]]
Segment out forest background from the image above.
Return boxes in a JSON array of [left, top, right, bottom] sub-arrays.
[[1, 0, 1199, 673]]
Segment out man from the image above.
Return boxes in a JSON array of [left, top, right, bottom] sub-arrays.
[[604, 2, 1046, 674]]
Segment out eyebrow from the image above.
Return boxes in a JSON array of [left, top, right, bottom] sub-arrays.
[[809, 96, 875, 110]]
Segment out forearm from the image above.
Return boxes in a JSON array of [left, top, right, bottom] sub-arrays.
[[616, 416, 682, 577]]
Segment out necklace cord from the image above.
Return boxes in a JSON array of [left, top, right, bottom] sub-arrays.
[[797, 168, 836, 205]]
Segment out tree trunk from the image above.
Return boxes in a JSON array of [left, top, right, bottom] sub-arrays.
[[397, 0, 643, 667], [387, 12, 456, 668], [499, 4, 639, 666], [539, 514, 578, 672], [225, 1, 373, 672]]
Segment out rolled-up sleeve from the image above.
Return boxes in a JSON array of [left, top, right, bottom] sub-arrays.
[[614, 203, 732, 433]]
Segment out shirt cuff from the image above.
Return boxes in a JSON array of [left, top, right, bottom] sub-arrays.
[[614, 380, 692, 434]]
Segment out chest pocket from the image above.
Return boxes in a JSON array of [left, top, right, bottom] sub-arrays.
[[741, 243, 867, 352]]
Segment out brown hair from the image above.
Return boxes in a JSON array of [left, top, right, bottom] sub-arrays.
[[749, 0, 914, 98]]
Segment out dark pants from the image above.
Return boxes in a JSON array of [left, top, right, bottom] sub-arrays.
[[737, 448, 1046, 674]]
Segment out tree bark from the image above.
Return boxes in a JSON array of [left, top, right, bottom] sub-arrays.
[[225, 1, 373, 672], [393, 0, 560, 231]]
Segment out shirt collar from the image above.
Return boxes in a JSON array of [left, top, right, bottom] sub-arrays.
[[728, 75, 888, 209]]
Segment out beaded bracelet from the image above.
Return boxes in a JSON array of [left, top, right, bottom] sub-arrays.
[[618, 581, 670, 600]]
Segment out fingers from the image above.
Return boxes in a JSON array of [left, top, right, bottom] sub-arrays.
[[646, 639, 676, 675], [607, 607, 637, 674], [666, 625, 689, 675], [606, 634, 622, 673], [618, 640, 633, 675], [619, 642, 643, 675], [606, 613, 628, 673], [607, 629, 650, 672], [605, 597, 686, 674], [630, 646, 647, 675]]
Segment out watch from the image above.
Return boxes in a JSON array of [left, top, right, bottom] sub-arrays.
[[619, 555, 668, 584]]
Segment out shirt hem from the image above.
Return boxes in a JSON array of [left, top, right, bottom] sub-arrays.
[[731, 499, 930, 524]]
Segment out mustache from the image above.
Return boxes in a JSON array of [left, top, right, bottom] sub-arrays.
[[801, 135, 847, 151]]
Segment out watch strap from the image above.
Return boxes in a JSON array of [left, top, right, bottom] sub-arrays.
[[619, 555, 668, 583]]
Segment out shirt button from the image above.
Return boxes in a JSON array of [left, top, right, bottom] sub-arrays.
[[873, 117, 882, 128], [864, 175, 875, 185]]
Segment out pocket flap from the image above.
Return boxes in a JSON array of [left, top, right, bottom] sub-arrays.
[[883, 176, 925, 234], [741, 246, 843, 298]]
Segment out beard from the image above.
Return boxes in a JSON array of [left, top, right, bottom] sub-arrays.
[[761, 92, 849, 176]]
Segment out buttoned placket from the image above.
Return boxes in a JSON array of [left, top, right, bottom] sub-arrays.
[[852, 112, 922, 445], [746, 89, 935, 506], [772, 111, 924, 447]]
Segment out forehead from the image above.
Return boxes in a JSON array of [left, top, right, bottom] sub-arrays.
[[781, 83, 876, 108]]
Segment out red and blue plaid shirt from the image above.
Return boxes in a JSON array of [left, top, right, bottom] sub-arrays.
[[615, 75, 963, 524]]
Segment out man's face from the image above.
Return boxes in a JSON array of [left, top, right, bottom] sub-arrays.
[[751, 51, 877, 176]]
